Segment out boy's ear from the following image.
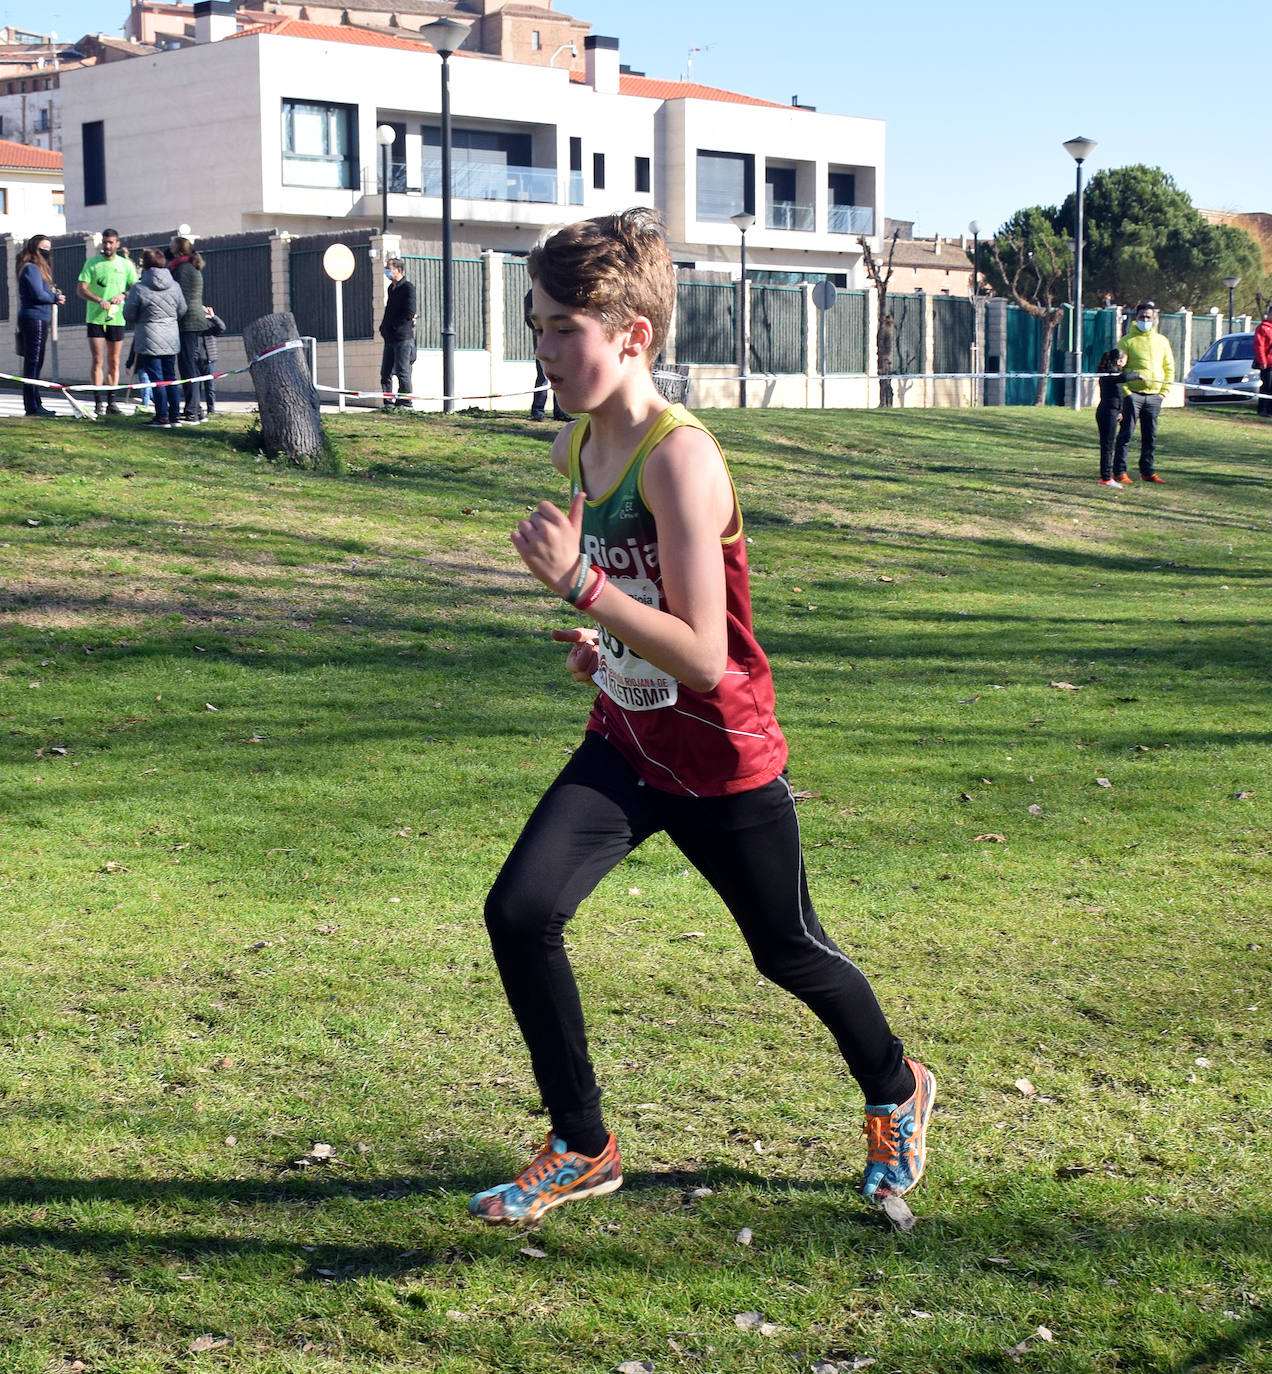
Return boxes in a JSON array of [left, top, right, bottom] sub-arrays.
[[621, 315, 654, 357]]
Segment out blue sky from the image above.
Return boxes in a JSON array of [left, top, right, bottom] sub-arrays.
[[33, 0, 1270, 234]]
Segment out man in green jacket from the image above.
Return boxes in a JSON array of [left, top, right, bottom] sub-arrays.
[[1113, 301, 1174, 484]]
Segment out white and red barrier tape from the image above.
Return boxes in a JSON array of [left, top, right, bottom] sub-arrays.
[[4, 345, 1263, 410]]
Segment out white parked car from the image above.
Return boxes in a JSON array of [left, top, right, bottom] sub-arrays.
[[1185, 332, 1258, 403]]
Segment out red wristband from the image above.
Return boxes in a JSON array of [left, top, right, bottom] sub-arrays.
[[573, 566, 607, 613]]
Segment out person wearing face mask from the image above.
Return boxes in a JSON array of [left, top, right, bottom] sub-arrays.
[[1112, 301, 1174, 484], [16, 234, 65, 417], [378, 257, 417, 410]]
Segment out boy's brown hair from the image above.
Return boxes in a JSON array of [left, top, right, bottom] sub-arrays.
[[528, 207, 676, 359]]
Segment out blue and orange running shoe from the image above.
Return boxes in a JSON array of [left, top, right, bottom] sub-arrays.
[[469, 1133, 623, 1224], [860, 1057, 936, 1201]]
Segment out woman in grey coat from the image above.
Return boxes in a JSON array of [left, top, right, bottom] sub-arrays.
[[123, 248, 187, 427]]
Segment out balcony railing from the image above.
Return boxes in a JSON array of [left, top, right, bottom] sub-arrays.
[[421, 157, 564, 204], [829, 204, 874, 235], [766, 201, 815, 231]]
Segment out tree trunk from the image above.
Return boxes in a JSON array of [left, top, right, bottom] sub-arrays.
[[1034, 313, 1059, 406], [878, 312, 895, 407], [242, 312, 326, 465]]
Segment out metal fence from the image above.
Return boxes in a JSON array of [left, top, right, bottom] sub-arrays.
[[503, 257, 533, 360], [49, 237, 89, 327], [885, 292, 924, 375], [749, 285, 804, 374], [403, 255, 487, 351], [1158, 312, 1187, 373], [675, 281, 735, 366], [288, 232, 375, 342], [198, 238, 274, 334], [820, 289, 869, 374], [932, 295, 973, 377], [0, 240, 7, 322]]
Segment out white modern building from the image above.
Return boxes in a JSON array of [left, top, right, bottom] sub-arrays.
[[0, 137, 63, 239], [57, 13, 885, 281]]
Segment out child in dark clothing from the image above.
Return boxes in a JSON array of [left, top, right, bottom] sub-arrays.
[[196, 306, 227, 415], [1096, 349, 1135, 486]]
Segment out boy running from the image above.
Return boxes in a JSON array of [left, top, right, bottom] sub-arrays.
[[470, 209, 933, 1225]]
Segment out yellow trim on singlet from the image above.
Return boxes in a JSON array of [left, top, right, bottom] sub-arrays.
[[567, 403, 744, 545]]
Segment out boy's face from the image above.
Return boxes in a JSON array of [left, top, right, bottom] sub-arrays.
[[530, 282, 646, 415]]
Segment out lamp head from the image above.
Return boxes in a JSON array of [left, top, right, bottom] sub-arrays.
[[1062, 136, 1097, 164], [422, 16, 472, 56], [730, 211, 755, 235]]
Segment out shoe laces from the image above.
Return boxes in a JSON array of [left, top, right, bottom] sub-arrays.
[[863, 1109, 900, 1166], [512, 1137, 567, 1191]]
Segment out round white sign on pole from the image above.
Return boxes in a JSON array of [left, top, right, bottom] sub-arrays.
[[323, 243, 356, 282]]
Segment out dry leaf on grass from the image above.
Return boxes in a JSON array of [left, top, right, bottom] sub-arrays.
[[974, 833, 1007, 843], [616, 1363, 655, 1374], [1014, 1078, 1036, 1097], [519, 1245, 548, 1259], [734, 1311, 779, 1335], [735, 1227, 753, 1245], [1027, 804, 1043, 816], [1096, 777, 1112, 788], [1049, 680, 1082, 691], [188, 1334, 233, 1353], [879, 1195, 915, 1231]]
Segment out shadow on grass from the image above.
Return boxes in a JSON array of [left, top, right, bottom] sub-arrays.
[[1, 1164, 1269, 1372]]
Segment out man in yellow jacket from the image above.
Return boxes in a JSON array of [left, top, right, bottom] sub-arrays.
[[1113, 301, 1174, 484]]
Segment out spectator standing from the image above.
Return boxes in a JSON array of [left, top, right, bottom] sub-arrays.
[[378, 258, 417, 409], [525, 288, 568, 421], [198, 306, 228, 416], [1094, 349, 1135, 486], [77, 228, 138, 416], [123, 248, 187, 428], [169, 236, 208, 424], [1113, 301, 1174, 484], [1253, 306, 1272, 419], [15, 233, 65, 418]]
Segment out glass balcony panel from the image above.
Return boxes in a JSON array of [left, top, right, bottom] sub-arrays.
[[421, 157, 562, 203], [766, 201, 815, 231], [829, 204, 874, 235]]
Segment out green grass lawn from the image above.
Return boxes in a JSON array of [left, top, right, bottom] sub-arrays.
[[1, 403, 1269, 1373]]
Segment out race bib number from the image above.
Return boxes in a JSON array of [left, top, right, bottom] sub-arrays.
[[592, 577, 678, 711]]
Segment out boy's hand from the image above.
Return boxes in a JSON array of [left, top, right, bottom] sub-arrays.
[[551, 627, 599, 682], [512, 490, 586, 595]]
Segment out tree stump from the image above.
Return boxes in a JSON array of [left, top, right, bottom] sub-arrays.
[[242, 311, 325, 465], [653, 362, 690, 405]]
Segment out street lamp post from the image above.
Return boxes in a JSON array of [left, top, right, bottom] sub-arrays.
[[730, 210, 755, 409], [422, 16, 472, 413], [376, 123, 396, 235], [1063, 136, 1096, 410], [1223, 275, 1240, 333], [968, 220, 981, 407]]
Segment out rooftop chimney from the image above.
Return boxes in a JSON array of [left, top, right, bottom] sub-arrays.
[[585, 34, 619, 94], [194, 0, 236, 43]]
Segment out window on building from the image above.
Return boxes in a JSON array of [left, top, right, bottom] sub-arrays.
[[634, 155, 650, 193], [0, 189, 8, 214], [282, 98, 357, 189], [52, 188, 65, 216], [0, 116, 5, 137], [592, 152, 605, 189], [35, 109, 50, 132], [82, 119, 106, 205], [569, 137, 582, 173], [828, 171, 856, 206], [696, 149, 753, 222], [531, 29, 541, 50]]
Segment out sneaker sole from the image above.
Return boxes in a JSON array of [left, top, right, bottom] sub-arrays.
[[474, 1173, 623, 1225]]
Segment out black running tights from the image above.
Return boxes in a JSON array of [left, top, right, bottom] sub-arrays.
[[484, 732, 911, 1151]]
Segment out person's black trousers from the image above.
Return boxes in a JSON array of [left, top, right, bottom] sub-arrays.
[[1114, 392, 1163, 476]]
